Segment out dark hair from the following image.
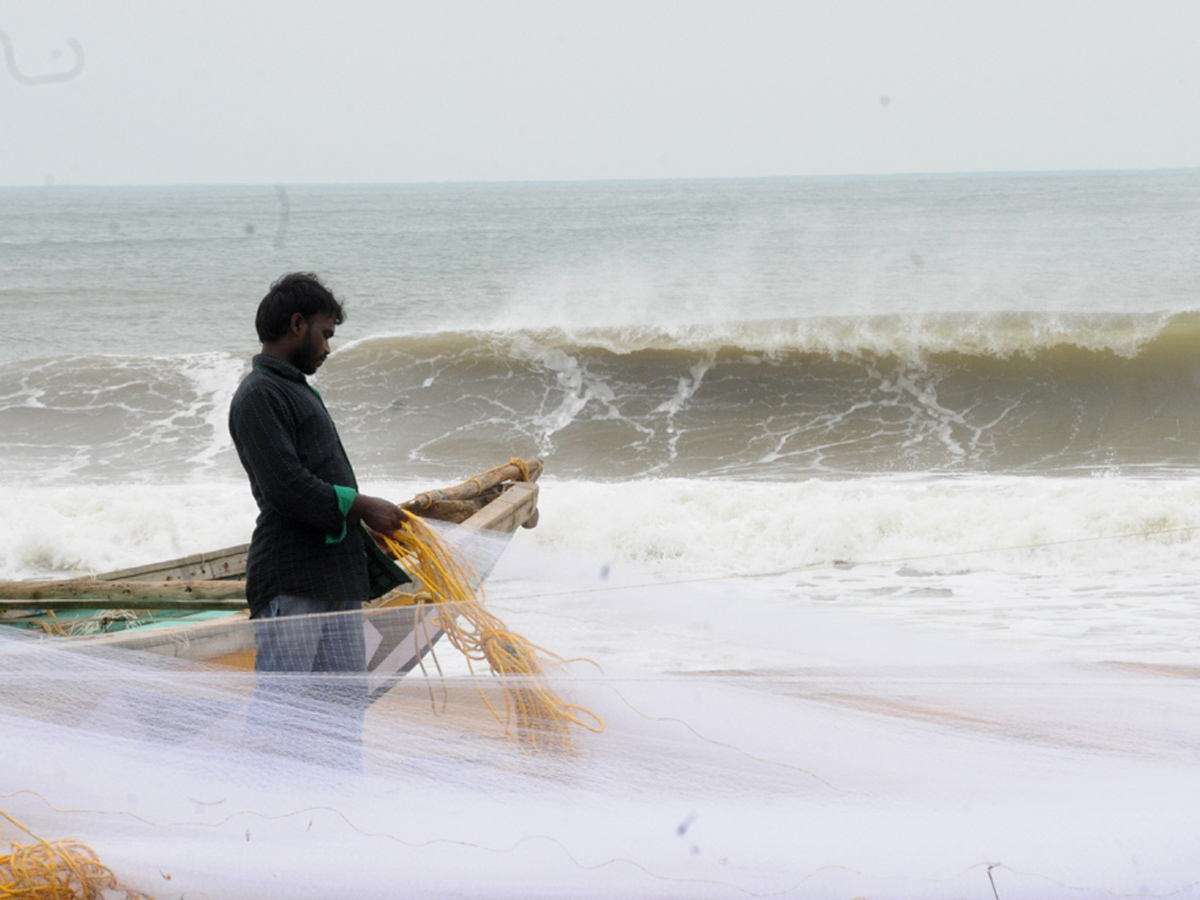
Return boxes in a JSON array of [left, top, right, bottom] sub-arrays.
[[255, 272, 346, 342]]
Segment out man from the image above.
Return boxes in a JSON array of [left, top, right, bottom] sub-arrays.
[[229, 272, 406, 763]]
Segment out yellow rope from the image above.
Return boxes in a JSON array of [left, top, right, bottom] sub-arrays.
[[377, 516, 603, 752], [0, 809, 150, 900], [506, 458, 530, 482], [34, 613, 69, 638]]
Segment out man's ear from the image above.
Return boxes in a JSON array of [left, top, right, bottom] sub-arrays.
[[288, 312, 308, 337]]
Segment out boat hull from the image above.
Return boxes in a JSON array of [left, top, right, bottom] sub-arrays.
[[1, 479, 539, 691]]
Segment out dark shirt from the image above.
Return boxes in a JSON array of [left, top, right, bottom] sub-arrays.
[[228, 354, 368, 617]]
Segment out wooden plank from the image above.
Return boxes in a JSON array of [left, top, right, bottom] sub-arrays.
[[461, 481, 539, 534], [81, 613, 255, 659], [94, 545, 250, 583], [0, 579, 247, 609]]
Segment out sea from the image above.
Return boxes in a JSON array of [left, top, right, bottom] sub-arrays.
[[3, 173, 1200, 898]]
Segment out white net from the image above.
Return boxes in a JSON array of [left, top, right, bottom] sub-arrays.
[[4, 531, 1200, 899]]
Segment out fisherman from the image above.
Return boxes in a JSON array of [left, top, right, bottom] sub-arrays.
[[229, 272, 407, 763]]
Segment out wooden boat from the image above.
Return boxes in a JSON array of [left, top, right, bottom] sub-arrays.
[[0, 459, 542, 699]]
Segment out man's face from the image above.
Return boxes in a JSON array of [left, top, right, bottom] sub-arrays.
[[294, 313, 337, 376]]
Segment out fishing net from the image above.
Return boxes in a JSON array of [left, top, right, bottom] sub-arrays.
[[377, 514, 603, 751], [3, 517, 1200, 899]]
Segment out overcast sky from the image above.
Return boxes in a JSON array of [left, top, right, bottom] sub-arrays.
[[3, 1, 1199, 186]]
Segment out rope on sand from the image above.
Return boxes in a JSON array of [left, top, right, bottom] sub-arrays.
[[0, 808, 150, 900]]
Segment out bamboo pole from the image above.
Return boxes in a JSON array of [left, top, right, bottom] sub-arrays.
[[403, 457, 542, 511], [0, 579, 247, 611]]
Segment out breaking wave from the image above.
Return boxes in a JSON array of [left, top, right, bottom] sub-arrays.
[[326, 310, 1200, 478], [4, 311, 1200, 482]]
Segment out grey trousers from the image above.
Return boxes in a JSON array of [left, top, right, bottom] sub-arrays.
[[253, 594, 367, 674], [245, 595, 368, 771]]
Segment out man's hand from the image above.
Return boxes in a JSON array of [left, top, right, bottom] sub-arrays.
[[350, 494, 410, 534]]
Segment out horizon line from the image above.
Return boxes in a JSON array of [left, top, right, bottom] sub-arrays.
[[3, 165, 1197, 191]]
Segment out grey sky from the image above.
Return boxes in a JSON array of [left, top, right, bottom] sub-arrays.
[[4, 0, 1199, 186]]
